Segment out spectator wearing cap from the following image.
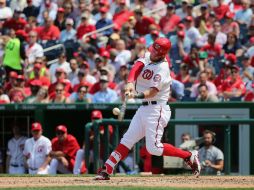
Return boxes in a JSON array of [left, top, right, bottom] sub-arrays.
[[144, 26, 166, 48], [50, 83, 71, 103], [49, 53, 71, 83], [23, 0, 40, 18], [49, 125, 81, 174], [24, 79, 42, 103], [0, 0, 13, 20], [195, 4, 210, 34], [27, 57, 50, 86], [69, 83, 92, 103], [76, 13, 96, 40], [36, 18, 60, 40], [170, 30, 191, 73], [240, 55, 254, 90], [72, 69, 93, 92], [196, 83, 219, 102], [8, 75, 30, 103], [190, 71, 217, 98], [54, 7, 66, 31], [4, 71, 18, 93], [221, 12, 240, 38], [134, 8, 157, 36], [23, 122, 52, 174], [175, 0, 192, 20], [114, 39, 131, 72], [3, 9, 27, 31], [212, 0, 230, 21], [184, 16, 202, 46], [92, 75, 118, 103], [100, 50, 116, 77], [219, 65, 246, 101], [93, 0, 113, 23], [0, 82, 10, 103], [72, 61, 96, 87], [48, 67, 72, 97], [222, 32, 243, 57], [60, 18, 76, 43], [37, 0, 58, 24], [235, 0, 253, 27], [159, 4, 181, 35], [25, 31, 44, 65], [95, 7, 114, 36]]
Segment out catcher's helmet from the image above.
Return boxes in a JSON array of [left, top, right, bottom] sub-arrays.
[[149, 37, 171, 57]]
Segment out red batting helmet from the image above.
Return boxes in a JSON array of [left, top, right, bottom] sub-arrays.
[[149, 37, 171, 57]]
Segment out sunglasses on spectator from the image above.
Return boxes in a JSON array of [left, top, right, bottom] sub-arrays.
[[56, 131, 65, 135], [56, 88, 64, 92], [231, 70, 238, 74], [79, 90, 87, 93], [29, 35, 36, 38]]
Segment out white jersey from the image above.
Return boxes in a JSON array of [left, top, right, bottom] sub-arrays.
[[135, 52, 172, 103], [7, 136, 28, 166], [23, 136, 51, 169]]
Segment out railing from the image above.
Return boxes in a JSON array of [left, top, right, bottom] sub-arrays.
[[85, 118, 254, 174]]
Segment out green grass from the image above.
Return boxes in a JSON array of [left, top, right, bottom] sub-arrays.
[[1, 187, 254, 190]]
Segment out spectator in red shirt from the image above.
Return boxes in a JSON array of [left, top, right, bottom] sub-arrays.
[[244, 83, 254, 101], [201, 33, 222, 58], [3, 9, 27, 31], [221, 12, 240, 38], [76, 13, 96, 40], [36, 18, 60, 41], [133, 8, 156, 36], [9, 75, 30, 103], [213, 0, 230, 21], [4, 71, 18, 93], [175, 63, 191, 86], [219, 65, 246, 101], [159, 4, 181, 35], [49, 125, 80, 174]]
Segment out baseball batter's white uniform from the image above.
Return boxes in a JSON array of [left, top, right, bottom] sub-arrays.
[[7, 136, 28, 174], [23, 135, 51, 174], [120, 52, 172, 156]]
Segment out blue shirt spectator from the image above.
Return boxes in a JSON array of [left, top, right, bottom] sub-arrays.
[[235, 5, 253, 27], [95, 7, 113, 36], [60, 18, 76, 43], [93, 75, 118, 103]]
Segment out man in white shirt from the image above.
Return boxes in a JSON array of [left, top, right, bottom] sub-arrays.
[[23, 122, 51, 174], [115, 39, 131, 73], [49, 53, 71, 83], [6, 125, 28, 174], [0, 0, 12, 20], [25, 31, 44, 65]]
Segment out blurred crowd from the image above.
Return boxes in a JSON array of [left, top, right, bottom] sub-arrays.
[[0, 0, 254, 103]]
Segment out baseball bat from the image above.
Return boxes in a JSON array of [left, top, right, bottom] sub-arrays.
[[118, 94, 128, 121]]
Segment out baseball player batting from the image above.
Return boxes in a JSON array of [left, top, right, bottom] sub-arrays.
[[95, 37, 201, 180]]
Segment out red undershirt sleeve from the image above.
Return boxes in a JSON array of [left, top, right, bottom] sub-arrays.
[[127, 61, 145, 83]]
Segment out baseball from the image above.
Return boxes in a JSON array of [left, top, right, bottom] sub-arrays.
[[112, 107, 120, 116]]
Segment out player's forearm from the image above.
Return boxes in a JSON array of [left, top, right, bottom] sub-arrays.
[[40, 155, 52, 169], [50, 151, 66, 158], [127, 61, 144, 83], [135, 87, 158, 99]]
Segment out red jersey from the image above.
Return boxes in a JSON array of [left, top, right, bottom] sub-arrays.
[[52, 134, 80, 170], [183, 55, 199, 68], [201, 44, 222, 58], [175, 74, 190, 84], [213, 4, 229, 20], [89, 81, 116, 94], [76, 24, 96, 39], [134, 16, 156, 36], [244, 91, 254, 101], [3, 18, 27, 31], [113, 10, 134, 28], [220, 77, 246, 95], [36, 25, 60, 40], [159, 14, 181, 34], [26, 77, 51, 87]]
